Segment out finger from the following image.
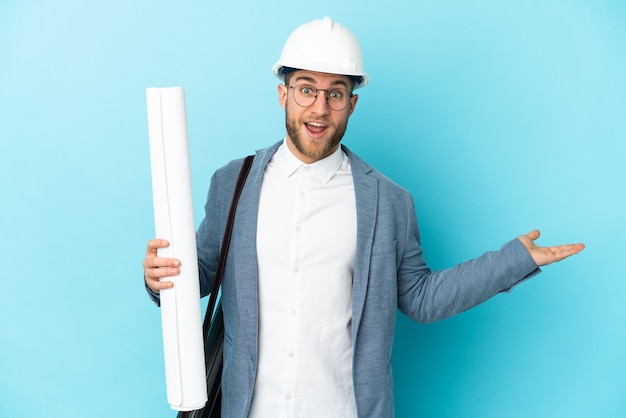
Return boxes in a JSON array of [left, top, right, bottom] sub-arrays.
[[146, 277, 175, 292], [145, 238, 170, 257], [143, 255, 181, 270], [146, 265, 180, 278], [533, 243, 585, 266], [550, 243, 586, 260], [144, 265, 179, 293]]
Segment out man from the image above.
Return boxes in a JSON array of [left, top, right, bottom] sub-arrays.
[[144, 17, 584, 417]]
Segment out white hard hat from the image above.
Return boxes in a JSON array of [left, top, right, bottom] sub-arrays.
[[272, 17, 369, 89]]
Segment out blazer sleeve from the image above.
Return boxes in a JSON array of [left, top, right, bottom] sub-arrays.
[[396, 195, 540, 323]]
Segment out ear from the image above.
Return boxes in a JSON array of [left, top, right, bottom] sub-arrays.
[[278, 84, 287, 109], [348, 94, 359, 116]]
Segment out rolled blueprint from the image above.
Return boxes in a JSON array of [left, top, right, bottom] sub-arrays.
[[146, 87, 208, 411]]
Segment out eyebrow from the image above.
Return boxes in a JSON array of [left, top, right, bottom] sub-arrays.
[[293, 75, 350, 89]]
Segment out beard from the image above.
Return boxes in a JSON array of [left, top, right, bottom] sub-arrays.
[[285, 107, 349, 162]]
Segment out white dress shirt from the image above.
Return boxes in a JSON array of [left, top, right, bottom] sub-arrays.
[[249, 142, 358, 417]]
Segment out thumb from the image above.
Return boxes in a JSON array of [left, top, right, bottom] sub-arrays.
[[526, 229, 541, 241]]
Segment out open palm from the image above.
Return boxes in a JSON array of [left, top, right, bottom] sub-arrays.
[[518, 229, 585, 267]]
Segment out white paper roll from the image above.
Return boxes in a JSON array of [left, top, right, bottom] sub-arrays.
[[146, 87, 208, 411]]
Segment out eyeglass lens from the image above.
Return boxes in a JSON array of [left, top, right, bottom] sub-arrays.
[[290, 84, 351, 111]]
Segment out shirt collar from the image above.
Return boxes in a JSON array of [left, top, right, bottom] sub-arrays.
[[275, 139, 345, 184]]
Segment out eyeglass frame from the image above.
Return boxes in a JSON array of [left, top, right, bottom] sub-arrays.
[[287, 83, 355, 111]]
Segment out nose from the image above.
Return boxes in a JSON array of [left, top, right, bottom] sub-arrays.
[[310, 90, 331, 115]]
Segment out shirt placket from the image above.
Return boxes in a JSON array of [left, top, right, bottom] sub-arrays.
[[283, 171, 309, 416]]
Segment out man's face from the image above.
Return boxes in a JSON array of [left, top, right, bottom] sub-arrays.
[[278, 70, 359, 164]]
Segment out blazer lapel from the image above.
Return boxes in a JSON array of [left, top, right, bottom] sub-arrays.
[[344, 146, 378, 344], [231, 142, 281, 368]]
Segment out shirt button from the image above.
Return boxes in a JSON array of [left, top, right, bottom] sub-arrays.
[[296, 225, 302, 232], [288, 352, 295, 357], [299, 190, 305, 197], [290, 310, 297, 316], [294, 266, 300, 272], [286, 393, 292, 400]]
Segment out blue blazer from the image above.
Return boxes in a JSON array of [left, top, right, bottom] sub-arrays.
[[180, 141, 538, 417]]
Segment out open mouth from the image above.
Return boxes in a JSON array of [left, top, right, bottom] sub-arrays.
[[305, 121, 328, 136]]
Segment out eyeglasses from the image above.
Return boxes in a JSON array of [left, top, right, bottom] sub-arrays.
[[288, 84, 353, 111]]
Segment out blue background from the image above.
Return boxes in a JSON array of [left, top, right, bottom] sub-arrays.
[[1, 1, 624, 417]]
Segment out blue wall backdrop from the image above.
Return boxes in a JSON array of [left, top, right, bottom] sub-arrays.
[[1, 0, 624, 417]]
